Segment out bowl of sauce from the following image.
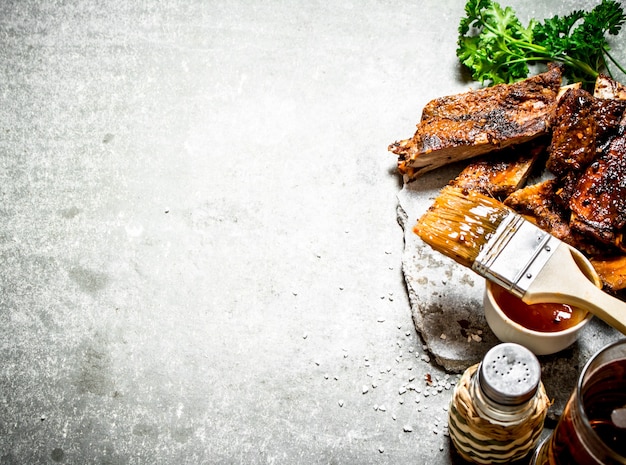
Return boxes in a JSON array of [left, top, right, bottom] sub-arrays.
[[484, 281, 594, 355]]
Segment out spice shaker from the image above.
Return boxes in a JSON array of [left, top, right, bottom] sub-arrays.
[[448, 342, 550, 464]]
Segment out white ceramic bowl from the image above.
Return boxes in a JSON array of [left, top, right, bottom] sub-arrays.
[[483, 280, 594, 356]]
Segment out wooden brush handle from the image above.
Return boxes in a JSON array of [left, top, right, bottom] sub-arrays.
[[524, 242, 626, 335]]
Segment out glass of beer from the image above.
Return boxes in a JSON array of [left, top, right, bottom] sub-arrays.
[[531, 338, 626, 465]]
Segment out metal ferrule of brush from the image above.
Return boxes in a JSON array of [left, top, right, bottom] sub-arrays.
[[472, 211, 561, 298]]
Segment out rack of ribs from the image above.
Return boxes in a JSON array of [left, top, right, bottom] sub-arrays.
[[389, 65, 563, 181]]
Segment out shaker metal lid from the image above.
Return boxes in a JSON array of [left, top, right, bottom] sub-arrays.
[[478, 343, 541, 406]]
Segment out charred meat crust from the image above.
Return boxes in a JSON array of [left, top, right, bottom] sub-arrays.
[[547, 88, 626, 176], [389, 65, 562, 179], [450, 138, 547, 199], [401, 72, 626, 291], [592, 97, 626, 152], [504, 179, 572, 241], [570, 131, 626, 250], [503, 178, 611, 257], [546, 88, 598, 176]]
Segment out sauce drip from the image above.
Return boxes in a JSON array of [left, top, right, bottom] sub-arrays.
[[491, 284, 587, 332]]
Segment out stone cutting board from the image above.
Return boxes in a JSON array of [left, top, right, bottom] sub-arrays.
[[397, 162, 622, 420]]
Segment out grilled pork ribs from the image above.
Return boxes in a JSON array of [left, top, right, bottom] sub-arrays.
[[390, 68, 626, 293]]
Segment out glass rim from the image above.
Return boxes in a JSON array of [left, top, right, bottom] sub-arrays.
[[574, 338, 626, 463]]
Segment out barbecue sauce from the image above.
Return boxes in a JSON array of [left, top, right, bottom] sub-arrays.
[[491, 284, 587, 332]]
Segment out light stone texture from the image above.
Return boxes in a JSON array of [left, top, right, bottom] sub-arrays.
[[1, 0, 625, 463]]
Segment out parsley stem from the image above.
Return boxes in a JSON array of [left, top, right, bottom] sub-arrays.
[[603, 48, 626, 78], [505, 38, 600, 80], [473, 16, 599, 80]]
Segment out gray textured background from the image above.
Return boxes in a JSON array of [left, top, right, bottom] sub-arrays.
[[1, 1, 624, 463]]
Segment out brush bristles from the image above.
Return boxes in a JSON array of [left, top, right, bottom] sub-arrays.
[[413, 186, 511, 269]]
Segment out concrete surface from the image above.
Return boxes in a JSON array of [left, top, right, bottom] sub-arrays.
[[1, 1, 625, 464]]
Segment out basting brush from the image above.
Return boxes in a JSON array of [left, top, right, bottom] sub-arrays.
[[414, 185, 626, 335]]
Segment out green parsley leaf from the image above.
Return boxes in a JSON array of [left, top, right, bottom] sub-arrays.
[[456, 0, 626, 86]]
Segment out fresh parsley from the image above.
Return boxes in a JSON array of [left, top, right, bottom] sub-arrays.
[[457, 0, 626, 86]]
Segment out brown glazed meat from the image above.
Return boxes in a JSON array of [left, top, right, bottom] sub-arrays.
[[547, 88, 626, 176], [504, 179, 572, 242], [590, 254, 626, 293], [503, 178, 610, 257], [593, 97, 626, 152], [546, 87, 598, 176], [570, 126, 626, 250], [400, 72, 626, 291], [450, 139, 547, 199], [389, 65, 562, 180]]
